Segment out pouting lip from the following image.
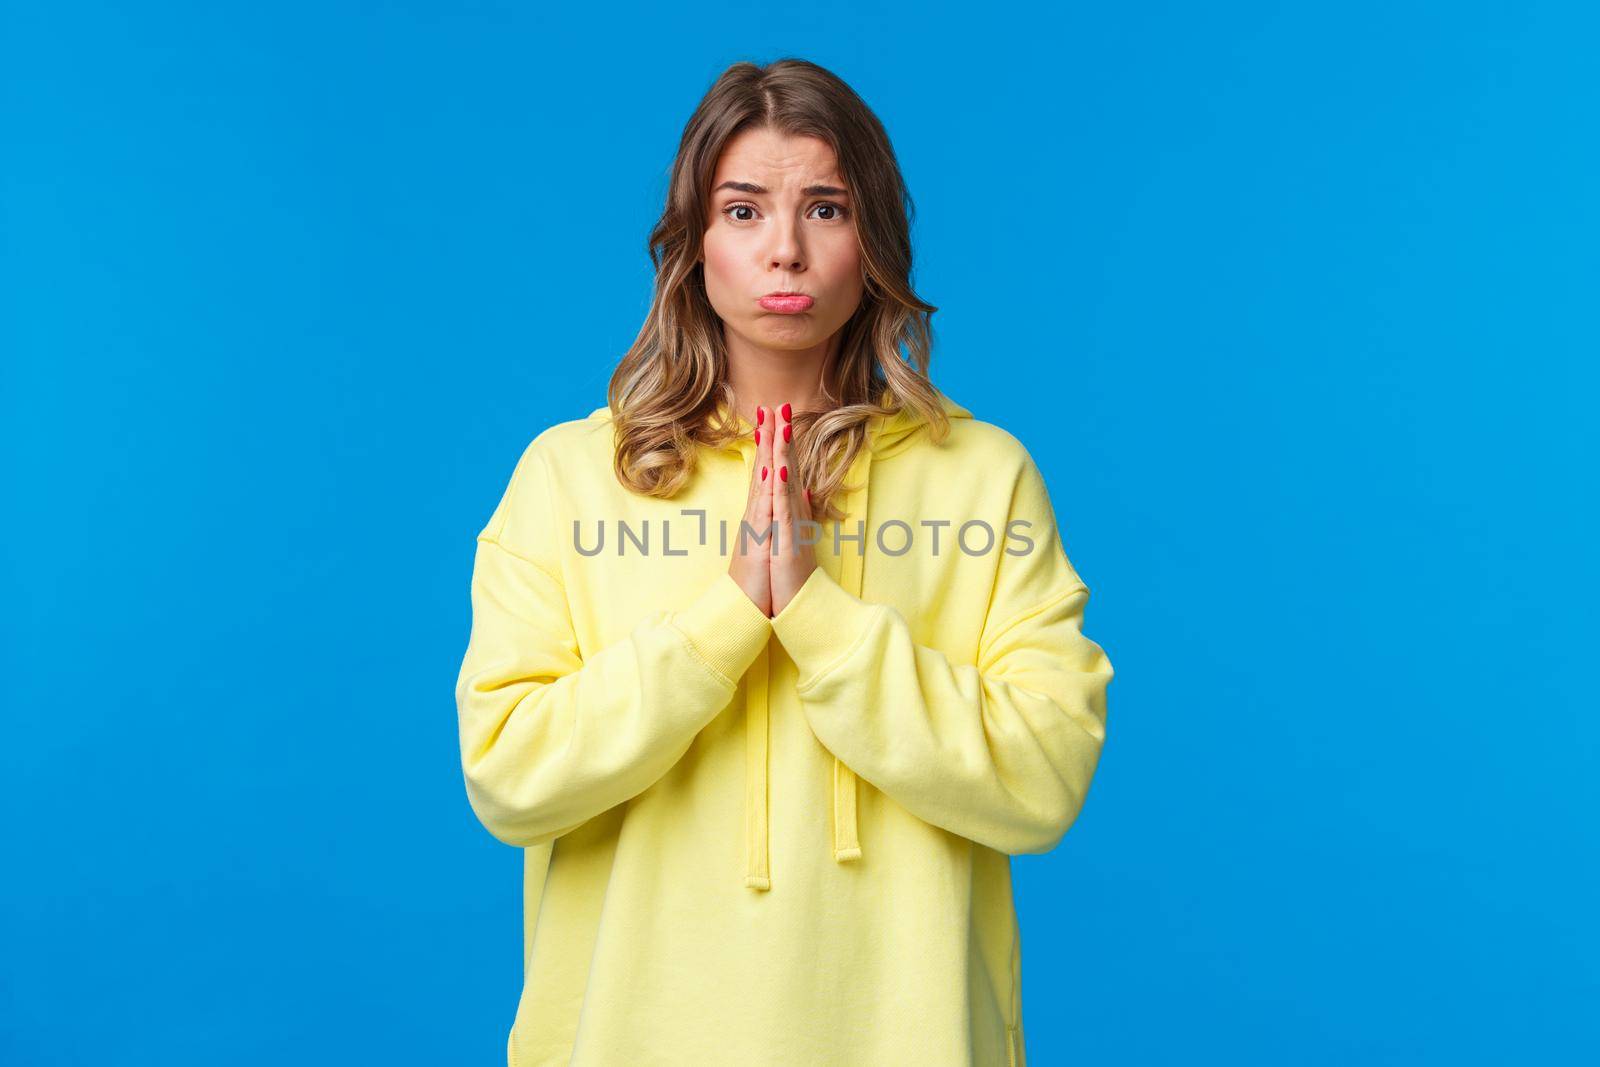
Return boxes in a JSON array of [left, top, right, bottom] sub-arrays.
[[760, 290, 811, 298]]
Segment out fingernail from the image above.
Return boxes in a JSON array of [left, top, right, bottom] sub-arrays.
[[805, 488, 811, 503], [761, 466, 768, 480], [781, 402, 791, 421], [779, 466, 788, 482], [783, 424, 791, 443], [757, 407, 765, 425], [754, 428, 760, 445]]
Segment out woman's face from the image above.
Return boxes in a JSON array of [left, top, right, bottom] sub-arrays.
[[701, 126, 864, 355]]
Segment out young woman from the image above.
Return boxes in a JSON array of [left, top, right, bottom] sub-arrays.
[[455, 58, 1114, 1067]]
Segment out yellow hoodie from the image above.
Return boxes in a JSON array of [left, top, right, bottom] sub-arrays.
[[455, 390, 1114, 1066]]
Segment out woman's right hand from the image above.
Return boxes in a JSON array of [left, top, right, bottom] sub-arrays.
[[729, 404, 774, 617]]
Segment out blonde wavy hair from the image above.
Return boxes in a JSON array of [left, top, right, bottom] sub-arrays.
[[605, 57, 951, 522]]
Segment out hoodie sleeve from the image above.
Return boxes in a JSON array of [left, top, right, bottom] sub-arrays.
[[768, 450, 1113, 856], [455, 437, 774, 848]]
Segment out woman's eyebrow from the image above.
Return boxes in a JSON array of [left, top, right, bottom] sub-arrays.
[[713, 180, 849, 196]]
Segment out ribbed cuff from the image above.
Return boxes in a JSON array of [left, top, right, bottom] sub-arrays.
[[671, 570, 774, 685], [770, 566, 878, 691]]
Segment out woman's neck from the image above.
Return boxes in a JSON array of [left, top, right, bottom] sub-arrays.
[[724, 337, 836, 421]]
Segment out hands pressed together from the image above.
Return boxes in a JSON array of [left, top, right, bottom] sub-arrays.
[[728, 402, 819, 618]]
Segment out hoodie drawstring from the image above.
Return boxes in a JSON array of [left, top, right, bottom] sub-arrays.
[[829, 443, 871, 864], [744, 644, 772, 890], [744, 438, 873, 889]]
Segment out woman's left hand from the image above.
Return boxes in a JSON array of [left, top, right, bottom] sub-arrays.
[[768, 401, 817, 615]]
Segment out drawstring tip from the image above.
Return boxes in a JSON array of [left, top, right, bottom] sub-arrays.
[[832, 758, 861, 865], [745, 874, 771, 891]]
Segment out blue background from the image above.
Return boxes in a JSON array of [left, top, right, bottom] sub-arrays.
[[4, 2, 1595, 1063]]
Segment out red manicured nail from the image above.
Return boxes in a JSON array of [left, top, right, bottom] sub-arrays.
[[782, 424, 791, 443], [761, 466, 768, 480], [779, 466, 788, 482], [781, 402, 791, 421], [805, 488, 811, 503], [754, 428, 760, 445], [757, 407, 765, 425]]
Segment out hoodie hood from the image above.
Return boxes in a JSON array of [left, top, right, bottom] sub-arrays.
[[592, 388, 974, 889]]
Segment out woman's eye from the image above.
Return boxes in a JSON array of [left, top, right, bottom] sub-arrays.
[[720, 202, 849, 223]]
